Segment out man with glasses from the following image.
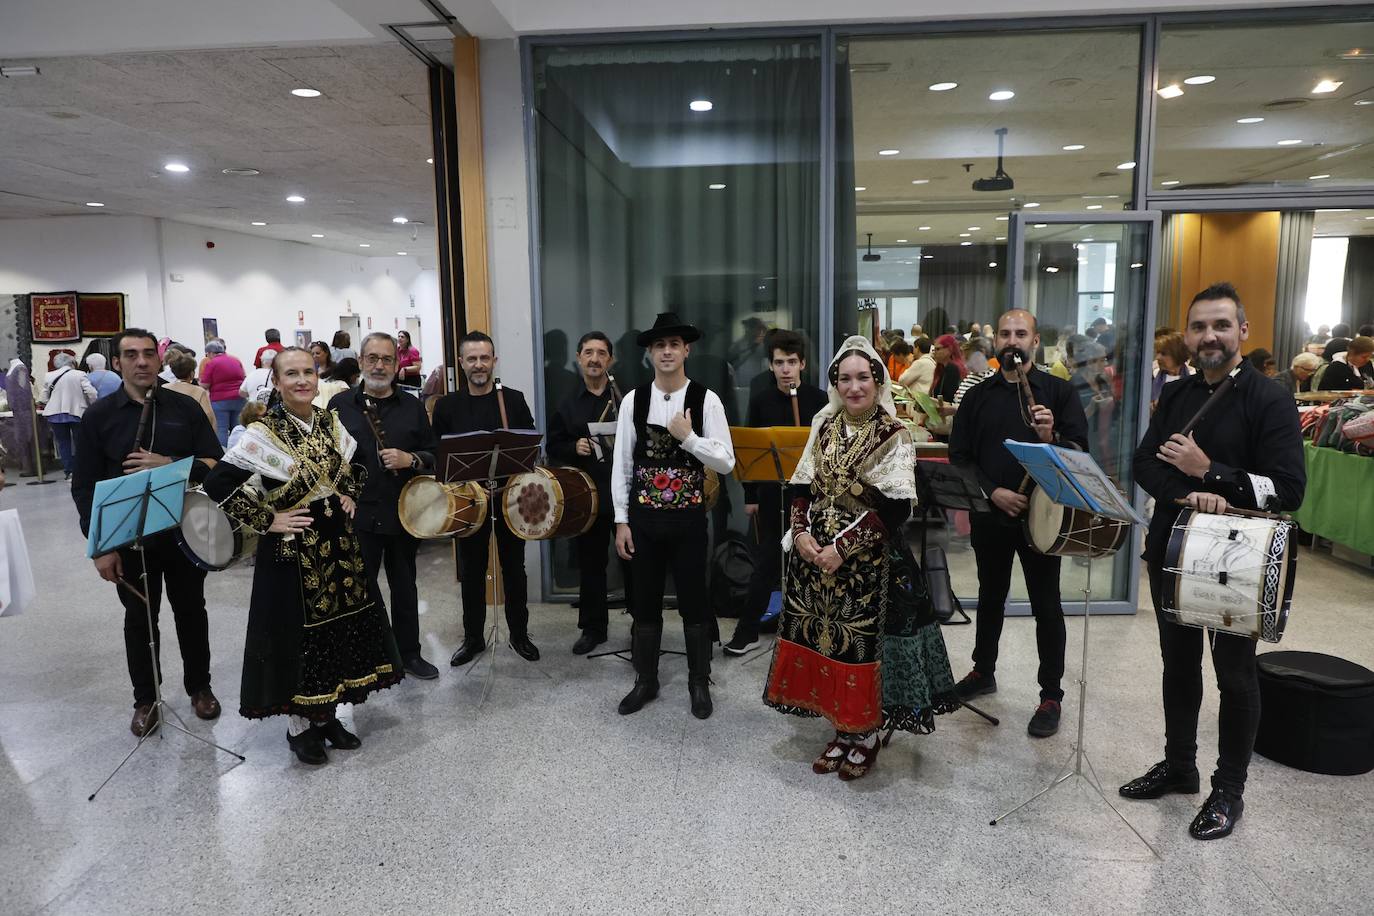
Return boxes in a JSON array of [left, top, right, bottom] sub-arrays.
[[329, 333, 440, 680]]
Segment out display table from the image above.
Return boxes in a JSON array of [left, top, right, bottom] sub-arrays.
[[1293, 443, 1374, 556]]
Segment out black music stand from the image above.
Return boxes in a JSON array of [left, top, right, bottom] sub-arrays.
[[988, 442, 1156, 857], [85, 458, 244, 801], [437, 430, 549, 703], [914, 460, 992, 627]]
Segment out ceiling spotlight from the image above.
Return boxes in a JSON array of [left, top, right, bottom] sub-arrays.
[[878, 149, 900, 156], [1117, 161, 1137, 170], [988, 90, 1015, 101], [222, 167, 261, 176], [359, 243, 371, 248], [922, 255, 934, 259], [291, 88, 322, 98], [85, 201, 104, 207], [163, 162, 189, 173], [1045, 266, 1060, 273], [286, 194, 306, 202], [1024, 202, 1041, 208], [251, 221, 268, 226], [426, 157, 434, 164], [1034, 223, 1048, 228], [896, 238, 908, 243], [1312, 79, 1344, 94], [1236, 117, 1265, 124], [1277, 139, 1304, 146], [988, 262, 998, 268], [397, 251, 408, 256], [995, 236, 1006, 241], [1156, 84, 1185, 99], [689, 99, 713, 112], [959, 233, 971, 237], [1309, 174, 1332, 180], [392, 216, 409, 224], [928, 82, 958, 91], [1161, 179, 1181, 186], [918, 226, 931, 231], [911, 179, 930, 185], [960, 241, 973, 246], [707, 183, 726, 190], [854, 186, 867, 191], [1183, 75, 1216, 85], [311, 233, 325, 238], [1131, 262, 1145, 269], [1086, 205, 1103, 210], [1062, 144, 1085, 151], [996, 216, 1009, 221], [967, 226, 982, 231]]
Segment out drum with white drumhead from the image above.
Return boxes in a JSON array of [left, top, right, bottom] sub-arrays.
[[1023, 486, 1129, 558], [176, 488, 258, 571], [502, 466, 598, 540], [398, 475, 488, 539]]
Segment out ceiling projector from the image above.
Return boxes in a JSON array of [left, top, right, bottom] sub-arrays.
[[973, 127, 1014, 192]]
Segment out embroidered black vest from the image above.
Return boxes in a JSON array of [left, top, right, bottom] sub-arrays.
[[632, 381, 707, 512]]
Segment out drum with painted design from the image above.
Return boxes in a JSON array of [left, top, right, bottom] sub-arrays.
[[502, 467, 598, 540]]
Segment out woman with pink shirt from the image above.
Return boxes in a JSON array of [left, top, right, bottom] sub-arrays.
[[200, 338, 247, 445]]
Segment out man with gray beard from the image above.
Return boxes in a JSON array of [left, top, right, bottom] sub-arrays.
[[330, 332, 440, 679]]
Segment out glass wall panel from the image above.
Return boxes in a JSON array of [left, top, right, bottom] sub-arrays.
[[1153, 18, 1374, 193], [533, 38, 822, 595]]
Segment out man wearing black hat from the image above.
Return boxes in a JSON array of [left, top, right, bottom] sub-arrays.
[[612, 313, 735, 719]]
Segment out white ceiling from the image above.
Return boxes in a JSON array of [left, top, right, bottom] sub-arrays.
[[0, 43, 436, 256]]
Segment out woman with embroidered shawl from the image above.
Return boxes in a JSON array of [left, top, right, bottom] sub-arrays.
[[203, 347, 401, 765], [764, 336, 957, 780]]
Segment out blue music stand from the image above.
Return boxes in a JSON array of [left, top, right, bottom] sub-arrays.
[[87, 458, 244, 802]]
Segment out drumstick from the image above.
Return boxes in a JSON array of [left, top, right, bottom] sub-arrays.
[[1179, 364, 1242, 437], [1172, 498, 1282, 521]]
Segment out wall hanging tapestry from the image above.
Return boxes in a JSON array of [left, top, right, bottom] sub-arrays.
[[77, 293, 125, 338], [31, 292, 80, 342]]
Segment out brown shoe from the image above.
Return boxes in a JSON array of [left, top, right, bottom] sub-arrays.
[[812, 739, 851, 775], [130, 703, 161, 737], [837, 740, 880, 781], [191, 688, 222, 720]]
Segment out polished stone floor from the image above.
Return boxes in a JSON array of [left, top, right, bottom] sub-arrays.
[[2, 477, 1371, 916]]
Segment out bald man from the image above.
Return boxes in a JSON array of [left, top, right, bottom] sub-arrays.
[[948, 309, 1090, 738]]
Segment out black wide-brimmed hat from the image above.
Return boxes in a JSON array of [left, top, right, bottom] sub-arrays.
[[636, 312, 701, 347]]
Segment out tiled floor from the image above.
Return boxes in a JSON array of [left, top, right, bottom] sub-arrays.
[[1, 477, 1371, 915]]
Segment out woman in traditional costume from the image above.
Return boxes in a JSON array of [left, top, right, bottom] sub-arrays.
[[764, 336, 957, 780], [203, 347, 402, 765]]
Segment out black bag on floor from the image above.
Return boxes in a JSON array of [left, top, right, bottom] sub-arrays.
[[710, 533, 755, 619], [923, 545, 966, 625]]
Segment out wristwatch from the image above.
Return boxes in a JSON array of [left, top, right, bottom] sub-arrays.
[[409, 453, 421, 470]]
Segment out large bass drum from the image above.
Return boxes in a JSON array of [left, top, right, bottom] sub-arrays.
[[1023, 486, 1129, 558], [176, 488, 258, 571], [398, 475, 488, 539], [502, 466, 598, 540], [1162, 509, 1297, 643]]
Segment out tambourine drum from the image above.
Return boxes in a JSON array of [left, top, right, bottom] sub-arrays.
[[1023, 486, 1129, 558], [502, 467, 598, 541], [1162, 509, 1297, 643], [398, 475, 488, 539], [176, 488, 258, 571]]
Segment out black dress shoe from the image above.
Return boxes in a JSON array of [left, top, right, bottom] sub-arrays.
[[572, 631, 607, 655], [510, 635, 540, 662], [1119, 760, 1201, 800], [1189, 788, 1244, 840], [404, 654, 439, 680], [449, 639, 487, 666], [618, 679, 659, 715], [314, 718, 361, 750], [287, 729, 328, 765]]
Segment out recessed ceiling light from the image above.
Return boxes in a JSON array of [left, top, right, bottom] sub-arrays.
[[426, 157, 434, 164], [1083, 238, 1095, 242], [1315, 208, 1352, 212], [1131, 262, 1145, 268], [85, 201, 104, 207], [1183, 75, 1216, 85], [878, 149, 900, 156], [286, 194, 306, 202], [967, 226, 982, 231], [359, 243, 371, 248], [1117, 161, 1137, 170], [222, 167, 260, 176], [995, 236, 1006, 241], [988, 262, 998, 268], [989, 90, 1015, 101], [707, 183, 726, 190], [1024, 202, 1040, 208], [960, 241, 973, 246], [854, 186, 866, 191], [1062, 144, 1085, 151], [291, 88, 322, 98], [163, 162, 189, 173], [1086, 204, 1103, 210], [392, 216, 409, 224], [689, 99, 713, 112], [1356, 99, 1374, 107], [311, 233, 325, 238], [911, 179, 929, 185], [959, 233, 971, 237], [1309, 174, 1332, 180], [996, 216, 1009, 221], [397, 251, 408, 256], [251, 221, 268, 226], [1277, 139, 1304, 146], [1156, 84, 1185, 99], [0, 66, 40, 78], [1034, 223, 1048, 228], [1045, 266, 1060, 273], [1313, 79, 1344, 94], [896, 238, 908, 243], [928, 82, 958, 91], [922, 254, 934, 259], [1236, 117, 1265, 124], [918, 225, 931, 231], [1161, 179, 1181, 186]]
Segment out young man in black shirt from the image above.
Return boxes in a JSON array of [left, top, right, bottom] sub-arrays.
[[329, 332, 439, 680], [71, 328, 225, 737], [546, 331, 627, 655], [431, 331, 539, 665], [1121, 282, 1306, 841], [723, 329, 827, 655], [949, 309, 1090, 739]]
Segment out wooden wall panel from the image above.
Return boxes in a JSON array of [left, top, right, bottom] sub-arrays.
[[1165, 211, 1279, 352], [453, 36, 491, 335]]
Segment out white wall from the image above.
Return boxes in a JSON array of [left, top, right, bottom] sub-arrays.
[[0, 215, 443, 383]]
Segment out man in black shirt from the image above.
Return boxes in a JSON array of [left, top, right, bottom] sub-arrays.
[[431, 331, 539, 665], [71, 328, 225, 737], [546, 331, 626, 655], [1121, 282, 1306, 841], [949, 309, 1090, 739], [329, 332, 439, 680], [723, 329, 827, 655]]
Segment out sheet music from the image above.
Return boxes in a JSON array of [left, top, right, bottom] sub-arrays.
[[587, 421, 617, 462]]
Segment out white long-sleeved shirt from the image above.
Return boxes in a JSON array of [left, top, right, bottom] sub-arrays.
[[611, 382, 735, 523]]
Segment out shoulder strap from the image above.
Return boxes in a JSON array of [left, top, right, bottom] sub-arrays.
[[686, 381, 707, 436], [633, 383, 651, 427]]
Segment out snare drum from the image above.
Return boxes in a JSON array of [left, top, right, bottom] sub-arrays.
[[176, 488, 258, 571], [1162, 509, 1297, 643], [398, 475, 488, 539], [502, 466, 598, 540], [1023, 486, 1129, 558]]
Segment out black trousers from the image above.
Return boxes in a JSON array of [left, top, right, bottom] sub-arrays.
[[360, 529, 421, 659], [969, 513, 1067, 702], [1149, 564, 1260, 796], [575, 513, 629, 635], [456, 508, 529, 640], [739, 504, 784, 635], [629, 509, 709, 627], [115, 534, 211, 707]]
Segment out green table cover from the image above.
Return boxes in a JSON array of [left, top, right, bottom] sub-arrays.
[[1293, 443, 1374, 556]]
